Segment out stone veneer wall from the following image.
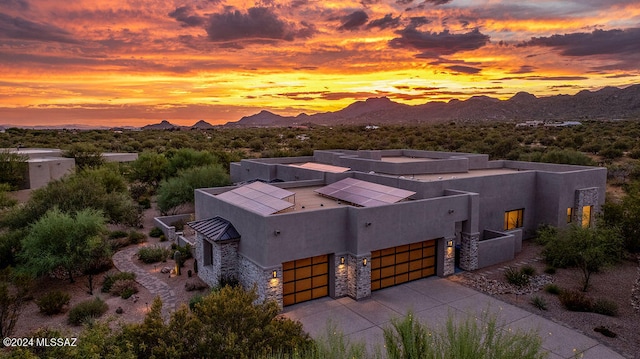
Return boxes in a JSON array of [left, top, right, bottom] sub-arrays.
[[443, 237, 456, 276], [347, 254, 371, 300], [195, 234, 240, 288], [238, 255, 283, 308], [460, 232, 479, 271], [573, 187, 599, 225], [334, 254, 349, 297], [195, 233, 217, 287]]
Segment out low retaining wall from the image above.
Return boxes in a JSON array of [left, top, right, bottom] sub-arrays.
[[153, 214, 193, 241], [478, 229, 518, 268]]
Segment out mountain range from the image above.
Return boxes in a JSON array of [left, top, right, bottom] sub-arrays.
[[224, 84, 640, 127]]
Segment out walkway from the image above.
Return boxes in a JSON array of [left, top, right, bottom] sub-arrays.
[[112, 244, 177, 319], [282, 277, 625, 359]]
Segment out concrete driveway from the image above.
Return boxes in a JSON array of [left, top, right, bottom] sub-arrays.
[[282, 277, 624, 359]]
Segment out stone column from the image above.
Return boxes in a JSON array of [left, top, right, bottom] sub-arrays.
[[347, 254, 371, 300], [334, 254, 348, 298], [573, 187, 599, 225], [213, 240, 239, 281], [460, 232, 479, 271], [443, 236, 456, 276]]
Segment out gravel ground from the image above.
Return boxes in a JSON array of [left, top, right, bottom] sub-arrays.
[[449, 241, 640, 359]]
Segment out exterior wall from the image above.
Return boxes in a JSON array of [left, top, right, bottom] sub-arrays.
[[238, 255, 282, 308], [478, 230, 516, 268], [442, 237, 456, 276], [347, 254, 371, 300], [102, 153, 138, 162], [574, 187, 600, 225], [26, 158, 75, 189], [460, 232, 479, 270], [333, 254, 348, 298], [154, 214, 193, 241]]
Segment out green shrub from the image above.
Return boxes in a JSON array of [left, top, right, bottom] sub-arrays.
[[137, 246, 171, 264], [189, 294, 203, 311], [504, 267, 530, 288], [544, 283, 561, 295], [530, 296, 547, 311], [543, 266, 556, 275], [36, 291, 71, 315], [149, 227, 163, 238], [102, 271, 136, 293], [521, 265, 536, 276], [108, 230, 128, 239], [159, 235, 167, 242], [68, 297, 108, 325], [218, 274, 240, 289], [559, 290, 592, 312], [128, 230, 146, 244], [109, 279, 139, 299], [592, 299, 618, 317], [171, 219, 188, 231]]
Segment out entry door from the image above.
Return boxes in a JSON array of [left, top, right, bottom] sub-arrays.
[[371, 239, 436, 291], [282, 254, 329, 306]]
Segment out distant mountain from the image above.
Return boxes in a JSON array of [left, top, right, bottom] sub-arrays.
[[142, 120, 179, 130], [191, 120, 215, 130], [224, 84, 640, 127]]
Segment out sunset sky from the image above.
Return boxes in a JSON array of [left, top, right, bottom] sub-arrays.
[[1, 0, 640, 127]]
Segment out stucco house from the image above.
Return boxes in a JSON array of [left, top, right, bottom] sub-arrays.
[[187, 149, 605, 308]]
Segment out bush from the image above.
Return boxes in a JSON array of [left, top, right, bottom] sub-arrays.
[[102, 271, 136, 293], [504, 267, 530, 288], [159, 234, 167, 242], [559, 290, 593, 312], [149, 227, 163, 238], [530, 296, 547, 311], [110, 279, 139, 299], [68, 297, 108, 325], [171, 219, 188, 231], [189, 294, 203, 311], [36, 291, 71, 315], [544, 284, 561, 295], [592, 299, 618, 317], [128, 230, 146, 244], [521, 265, 536, 276], [137, 246, 171, 264], [218, 274, 239, 289], [108, 230, 128, 239], [543, 266, 556, 275]]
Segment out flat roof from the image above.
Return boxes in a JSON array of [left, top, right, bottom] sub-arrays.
[[381, 156, 435, 163], [281, 185, 348, 212], [315, 178, 415, 207], [407, 168, 523, 181], [289, 162, 350, 173]]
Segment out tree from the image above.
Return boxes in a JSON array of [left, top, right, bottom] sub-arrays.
[[602, 182, 640, 252], [165, 148, 217, 178], [62, 143, 104, 169], [19, 208, 107, 283], [0, 150, 28, 189], [0, 183, 17, 209], [127, 151, 169, 188], [157, 164, 230, 214], [0, 268, 32, 338], [539, 224, 623, 291]]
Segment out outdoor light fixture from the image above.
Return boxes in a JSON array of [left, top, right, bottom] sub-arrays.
[[447, 240, 454, 248], [274, 230, 280, 236], [363, 258, 367, 266], [448, 209, 455, 214], [272, 270, 277, 278], [340, 256, 345, 265], [365, 222, 372, 227]]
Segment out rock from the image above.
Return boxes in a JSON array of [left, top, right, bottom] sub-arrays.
[[116, 307, 124, 314], [160, 267, 171, 274]]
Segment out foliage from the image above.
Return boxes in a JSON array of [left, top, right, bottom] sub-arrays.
[[149, 227, 164, 238], [157, 164, 230, 214], [536, 149, 595, 166], [0, 229, 27, 270], [538, 224, 623, 291], [592, 299, 618, 317], [602, 182, 640, 252], [127, 230, 146, 244], [383, 310, 546, 359], [188, 294, 203, 311], [543, 266, 556, 275], [137, 246, 171, 264], [35, 290, 71, 315], [109, 279, 138, 299], [521, 265, 536, 276], [101, 272, 136, 293], [558, 290, 593, 312], [62, 143, 104, 169], [0, 183, 17, 209], [127, 151, 169, 188], [0, 150, 28, 189], [165, 148, 218, 178], [544, 284, 561, 295], [171, 243, 193, 260], [108, 230, 128, 239], [68, 297, 108, 325], [529, 296, 547, 311], [0, 268, 32, 338], [504, 267, 530, 288], [19, 208, 107, 283]]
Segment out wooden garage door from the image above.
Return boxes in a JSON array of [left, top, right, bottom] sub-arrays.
[[283, 254, 329, 306], [371, 240, 436, 291]]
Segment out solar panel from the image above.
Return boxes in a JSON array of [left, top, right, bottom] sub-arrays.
[[217, 182, 294, 215], [315, 178, 415, 207], [289, 162, 350, 173]]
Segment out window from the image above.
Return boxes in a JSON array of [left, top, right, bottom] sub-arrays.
[[582, 205, 592, 228], [203, 240, 213, 266], [504, 209, 524, 230], [567, 208, 573, 223]]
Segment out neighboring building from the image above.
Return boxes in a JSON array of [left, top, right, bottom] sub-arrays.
[[186, 149, 605, 308], [1, 148, 138, 190]]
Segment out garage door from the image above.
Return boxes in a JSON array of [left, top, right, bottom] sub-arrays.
[[283, 254, 329, 306], [371, 239, 436, 291]]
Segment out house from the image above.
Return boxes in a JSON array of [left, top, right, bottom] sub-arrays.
[[186, 149, 605, 308]]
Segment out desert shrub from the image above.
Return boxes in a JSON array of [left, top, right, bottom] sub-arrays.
[[530, 296, 547, 311], [592, 299, 618, 317], [68, 297, 108, 325], [559, 290, 592, 312], [109, 279, 139, 299], [543, 266, 556, 274], [149, 227, 163, 238], [36, 291, 71, 315], [504, 267, 530, 288], [171, 218, 188, 231], [544, 284, 561, 295], [102, 271, 136, 293], [170, 243, 193, 261], [128, 230, 146, 244], [108, 230, 128, 239], [189, 294, 203, 311], [137, 246, 171, 264], [159, 234, 167, 242], [218, 274, 240, 289], [521, 265, 536, 276]]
